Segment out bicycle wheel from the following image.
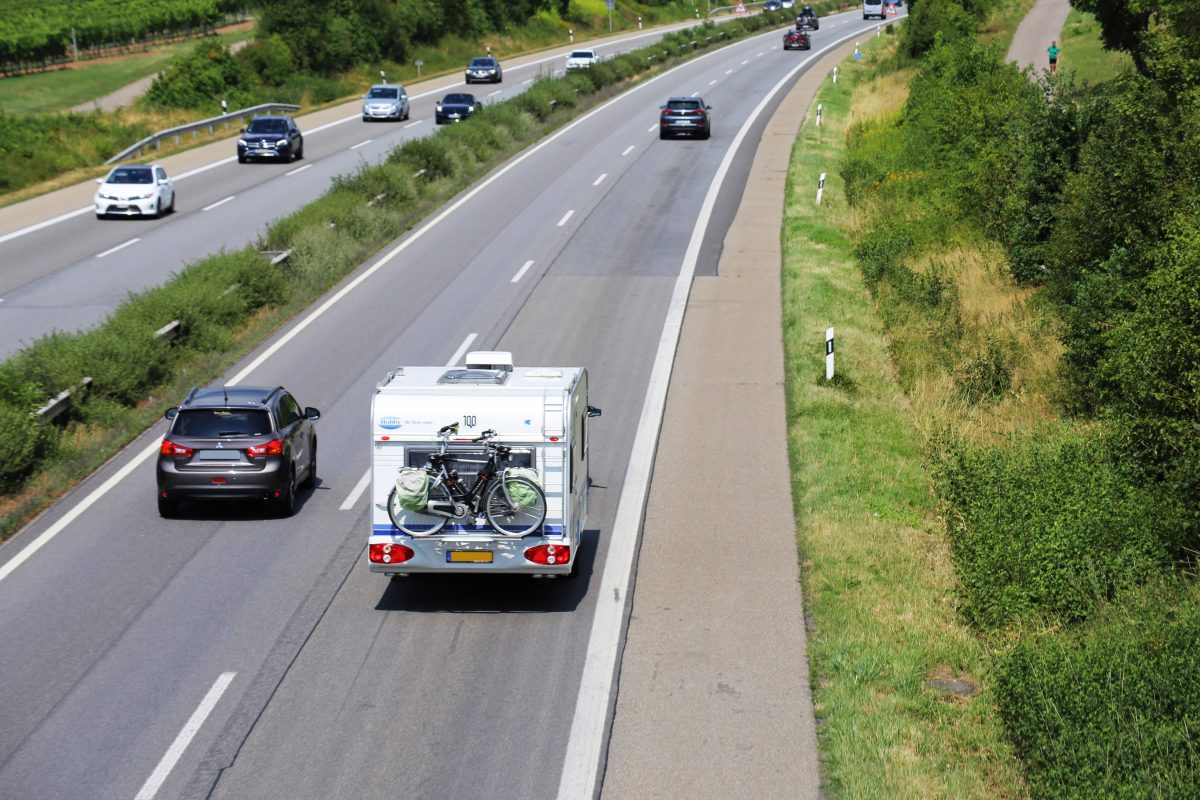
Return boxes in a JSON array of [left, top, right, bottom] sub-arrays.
[[388, 480, 451, 536], [484, 477, 547, 537]]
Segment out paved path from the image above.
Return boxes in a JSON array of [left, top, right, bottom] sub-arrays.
[[601, 37, 865, 800], [1007, 0, 1071, 72]]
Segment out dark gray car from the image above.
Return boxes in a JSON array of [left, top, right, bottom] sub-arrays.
[[156, 386, 319, 517], [435, 93, 482, 124]]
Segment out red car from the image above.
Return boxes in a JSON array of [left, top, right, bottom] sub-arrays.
[[783, 29, 811, 50]]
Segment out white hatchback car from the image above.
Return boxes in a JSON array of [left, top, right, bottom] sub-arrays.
[[94, 164, 175, 219]]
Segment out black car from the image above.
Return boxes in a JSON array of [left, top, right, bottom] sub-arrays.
[[435, 93, 482, 124], [465, 56, 502, 83], [659, 96, 712, 140], [796, 6, 820, 29], [156, 386, 319, 517], [237, 115, 304, 163], [783, 28, 811, 50]]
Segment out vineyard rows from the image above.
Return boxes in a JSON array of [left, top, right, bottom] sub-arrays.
[[0, 0, 249, 67]]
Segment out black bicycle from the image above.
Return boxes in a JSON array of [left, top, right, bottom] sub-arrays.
[[387, 424, 548, 537]]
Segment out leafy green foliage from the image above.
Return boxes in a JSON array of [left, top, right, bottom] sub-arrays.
[[0, 0, 249, 66], [0, 109, 151, 192], [900, 0, 979, 58], [936, 430, 1189, 628], [995, 579, 1200, 799], [141, 40, 255, 109]]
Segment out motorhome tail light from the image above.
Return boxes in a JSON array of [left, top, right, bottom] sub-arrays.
[[246, 438, 284, 457], [160, 439, 193, 457], [369, 543, 414, 564], [524, 544, 571, 566]]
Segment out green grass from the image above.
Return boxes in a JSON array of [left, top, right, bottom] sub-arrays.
[[0, 30, 250, 115], [781, 34, 1028, 799], [1057, 8, 1131, 84]]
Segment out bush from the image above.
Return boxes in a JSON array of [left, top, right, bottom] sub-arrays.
[[141, 41, 256, 111], [237, 35, 296, 87], [854, 225, 918, 288], [995, 580, 1200, 799], [936, 429, 1189, 628]]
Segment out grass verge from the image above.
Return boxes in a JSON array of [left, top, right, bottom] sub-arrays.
[[780, 33, 1028, 799], [1057, 7, 1132, 84]]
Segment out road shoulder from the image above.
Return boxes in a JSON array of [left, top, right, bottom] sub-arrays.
[[600, 38, 862, 800]]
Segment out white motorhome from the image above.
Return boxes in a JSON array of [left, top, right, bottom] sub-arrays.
[[367, 352, 599, 577]]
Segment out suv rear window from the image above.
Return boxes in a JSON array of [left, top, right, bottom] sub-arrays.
[[172, 409, 272, 437], [667, 100, 702, 110]]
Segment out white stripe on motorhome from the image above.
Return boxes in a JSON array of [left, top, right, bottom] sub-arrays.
[[510, 259, 534, 283], [556, 210, 574, 227], [285, 164, 312, 176], [96, 238, 139, 258], [201, 196, 234, 211], [592, 174, 607, 187], [340, 470, 371, 511], [350, 139, 372, 150], [134, 672, 236, 800], [447, 333, 477, 367]]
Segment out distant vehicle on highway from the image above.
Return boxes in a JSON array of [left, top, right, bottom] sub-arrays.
[[362, 83, 410, 121], [659, 96, 712, 140], [863, 0, 885, 18], [796, 5, 820, 29], [94, 164, 175, 219], [565, 49, 600, 70], [435, 93, 482, 124], [780, 0, 795, 7], [465, 56, 502, 83], [237, 115, 304, 163], [156, 385, 320, 517], [783, 28, 811, 50], [763, 0, 784, 11]]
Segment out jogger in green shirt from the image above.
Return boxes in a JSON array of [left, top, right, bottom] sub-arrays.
[[1048, 41, 1060, 74]]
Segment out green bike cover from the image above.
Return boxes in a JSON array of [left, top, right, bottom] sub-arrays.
[[505, 468, 541, 508], [394, 468, 429, 511]]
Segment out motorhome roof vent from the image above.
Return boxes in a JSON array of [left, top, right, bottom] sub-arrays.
[[464, 351, 514, 372], [437, 368, 510, 385]]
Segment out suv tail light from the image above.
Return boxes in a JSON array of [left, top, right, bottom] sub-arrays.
[[369, 543, 414, 564], [160, 439, 193, 457], [524, 544, 571, 566], [246, 438, 283, 457]]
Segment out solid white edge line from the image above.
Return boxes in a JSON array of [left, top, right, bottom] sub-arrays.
[[285, 164, 312, 176], [554, 21, 893, 800], [134, 671, 236, 800], [201, 196, 234, 212], [340, 469, 372, 511], [556, 209, 575, 227], [0, 17, 862, 583], [511, 259, 535, 283], [95, 237, 140, 258], [446, 333, 477, 367], [593, 174, 607, 187], [0, 206, 92, 245], [350, 139, 372, 150], [0, 440, 160, 584], [621, 145, 635, 156]]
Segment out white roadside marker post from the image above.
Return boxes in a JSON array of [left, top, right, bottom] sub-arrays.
[[832, 66, 838, 83], [825, 327, 835, 380], [815, 103, 822, 127], [816, 172, 826, 204]]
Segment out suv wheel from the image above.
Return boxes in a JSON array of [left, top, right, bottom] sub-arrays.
[[275, 468, 297, 517]]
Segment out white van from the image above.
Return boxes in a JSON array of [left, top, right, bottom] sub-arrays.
[[863, 0, 885, 19], [366, 352, 599, 577]]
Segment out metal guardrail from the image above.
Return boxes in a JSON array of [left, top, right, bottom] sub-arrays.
[[105, 102, 301, 165]]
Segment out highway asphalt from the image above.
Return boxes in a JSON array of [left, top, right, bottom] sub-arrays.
[[0, 10, 897, 800]]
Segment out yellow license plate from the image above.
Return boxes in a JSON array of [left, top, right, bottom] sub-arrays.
[[447, 550, 493, 563]]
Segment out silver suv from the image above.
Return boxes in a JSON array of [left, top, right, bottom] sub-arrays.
[[362, 84, 410, 121], [156, 386, 319, 517]]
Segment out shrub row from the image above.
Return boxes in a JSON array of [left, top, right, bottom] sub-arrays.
[[0, 12, 794, 516], [995, 579, 1200, 800]]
